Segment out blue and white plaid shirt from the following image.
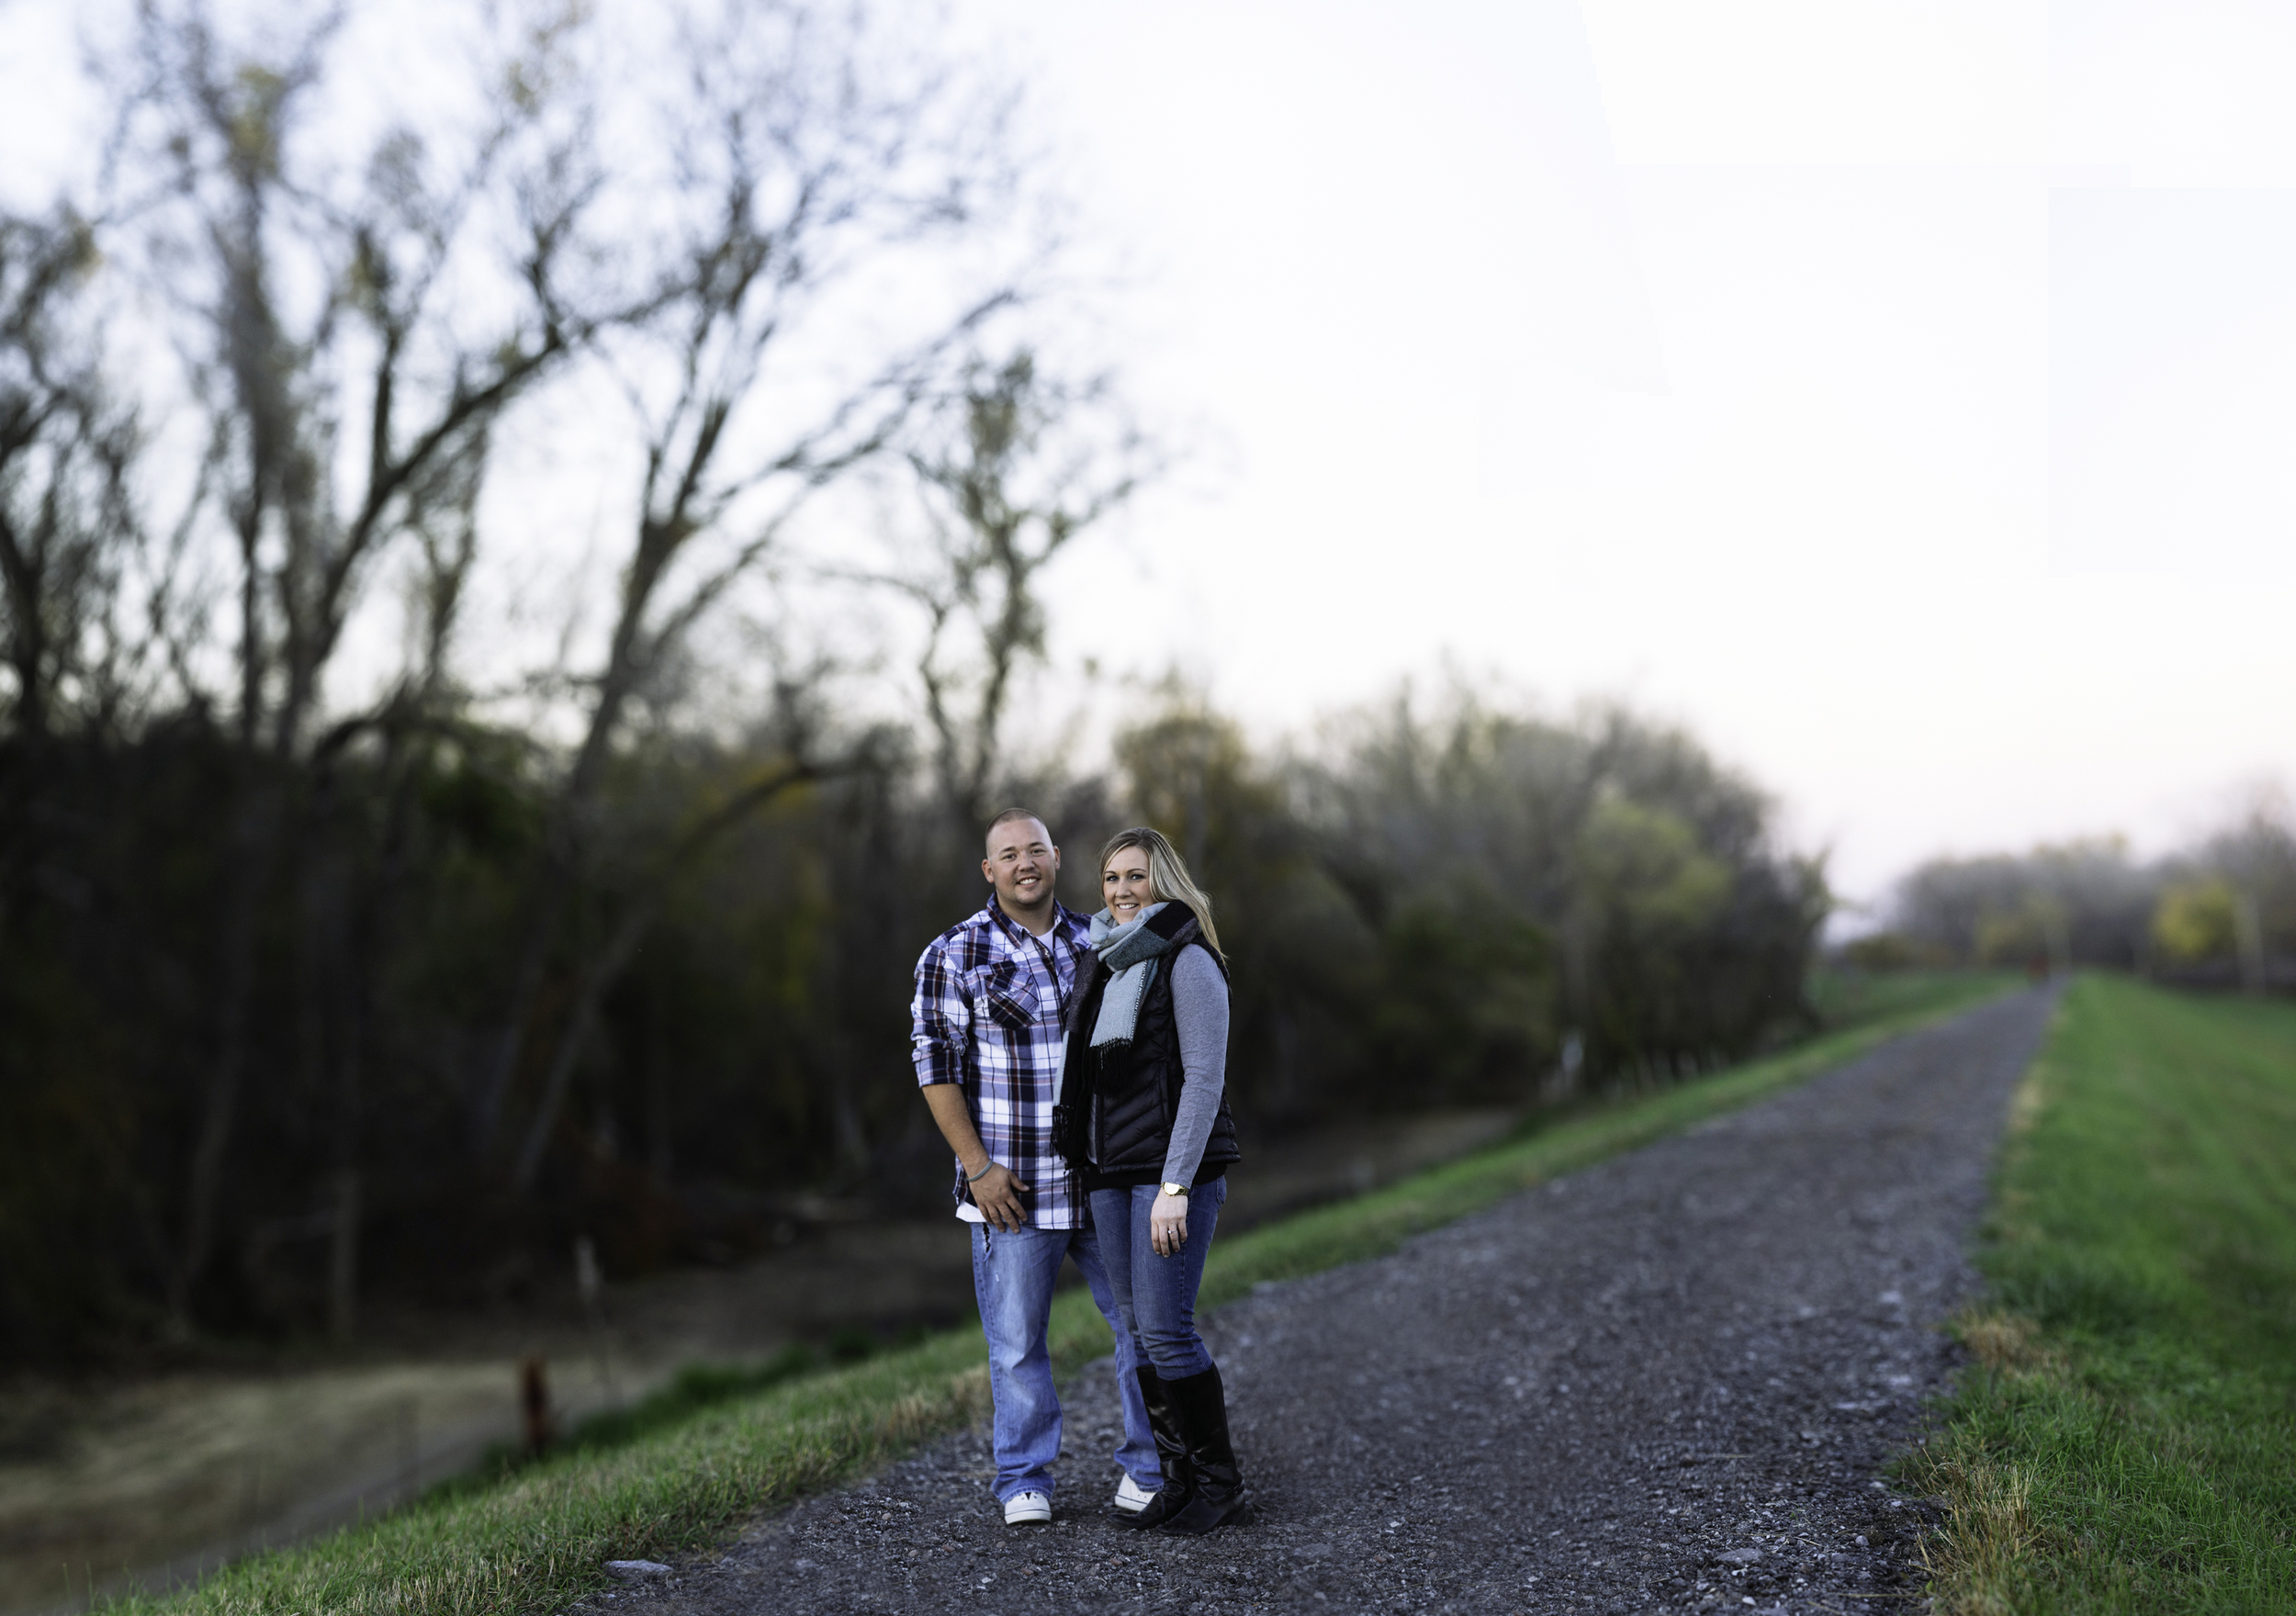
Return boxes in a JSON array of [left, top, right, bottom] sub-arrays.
[[911, 892, 1092, 1229]]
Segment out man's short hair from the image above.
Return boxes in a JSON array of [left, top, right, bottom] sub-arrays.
[[985, 806, 1050, 850]]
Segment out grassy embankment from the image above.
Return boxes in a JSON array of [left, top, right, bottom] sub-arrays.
[[1911, 976, 2296, 1614], [113, 970, 2013, 1616]]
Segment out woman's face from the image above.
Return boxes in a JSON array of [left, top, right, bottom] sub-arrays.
[[1102, 847, 1155, 926]]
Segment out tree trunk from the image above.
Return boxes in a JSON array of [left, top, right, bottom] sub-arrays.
[[328, 1167, 360, 1341], [169, 775, 279, 1331], [509, 760, 820, 1190]]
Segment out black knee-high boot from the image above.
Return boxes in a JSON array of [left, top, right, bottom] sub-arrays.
[[1157, 1364, 1248, 1534], [1129, 1366, 1195, 1530]]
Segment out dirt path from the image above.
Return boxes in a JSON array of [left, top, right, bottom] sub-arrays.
[[606, 988, 2053, 1616]]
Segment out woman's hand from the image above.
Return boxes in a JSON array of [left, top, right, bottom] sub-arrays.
[[1149, 1190, 1189, 1256]]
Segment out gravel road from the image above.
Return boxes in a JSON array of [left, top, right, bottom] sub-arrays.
[[596, 989, 2053, 1616]]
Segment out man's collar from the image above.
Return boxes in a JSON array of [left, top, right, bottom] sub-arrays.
[[985, 889, 1079, 946]]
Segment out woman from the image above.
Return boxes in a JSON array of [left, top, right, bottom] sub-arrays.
[[1057, 826, 1247, 1534]]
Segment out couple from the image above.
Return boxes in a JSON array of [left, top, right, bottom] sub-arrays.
[[911, 809, 1247, 1533]]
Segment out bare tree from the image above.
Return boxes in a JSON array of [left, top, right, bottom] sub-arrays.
[[115, 1, 598, 754], [476, 1, 1044, 1184], [0, 211, 145, 742], [101, 0, 602, 1326], [875, 349, 1155, 835], [0, 0, 1109, 1338]]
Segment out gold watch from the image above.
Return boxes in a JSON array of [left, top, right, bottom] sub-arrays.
[[1159, 1181, 1189, 1197]]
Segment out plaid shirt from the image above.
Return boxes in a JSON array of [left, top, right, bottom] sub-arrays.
[[911, 892, 1092, 1229]]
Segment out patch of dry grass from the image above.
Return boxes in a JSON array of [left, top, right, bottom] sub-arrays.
[[1919, 1453, 2040, 1616], [1952, 1311, 2064, 1382]]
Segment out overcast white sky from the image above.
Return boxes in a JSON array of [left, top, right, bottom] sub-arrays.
[[954, 0, 2296, 906], [4, 1, 2290, 910]]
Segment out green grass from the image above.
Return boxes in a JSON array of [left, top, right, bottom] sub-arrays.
[[1908, 977, 2296, 1614], [115, 971, 2014, 1616], [432, 1344, 837, 1503]]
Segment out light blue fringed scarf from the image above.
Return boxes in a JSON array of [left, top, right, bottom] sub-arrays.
[[1087, 902, 1180, 1048]]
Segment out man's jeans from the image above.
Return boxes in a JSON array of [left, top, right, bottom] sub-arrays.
[[972, 1218, 1159, 1503], [1088, 1176, 1227, 1379]]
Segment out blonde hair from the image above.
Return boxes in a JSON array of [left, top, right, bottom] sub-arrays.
[[1098, 826, 1223, 958]]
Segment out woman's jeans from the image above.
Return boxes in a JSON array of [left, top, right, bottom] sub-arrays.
[[1088, 1176, 1227, 1379], [971, 1218, 1159, 1502]]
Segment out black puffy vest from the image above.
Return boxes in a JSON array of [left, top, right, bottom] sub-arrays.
[[1054, 904, 1241, 1183]]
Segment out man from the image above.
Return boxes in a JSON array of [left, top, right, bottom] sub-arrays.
[[912, 808, 1161, 1526]]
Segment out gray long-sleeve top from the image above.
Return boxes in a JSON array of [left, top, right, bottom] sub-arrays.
[[1161, 945, 1232, 1187]]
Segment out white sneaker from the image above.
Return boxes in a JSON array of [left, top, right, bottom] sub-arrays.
[[1003, 1490, 1052, 1526], [1113, 1474, 1159, 1515]]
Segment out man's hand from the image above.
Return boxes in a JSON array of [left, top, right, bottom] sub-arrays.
[[919, 1086, 1032, 1232], [970, 1162, 1031, 1232], [1150, 1190, 1189, 1256]]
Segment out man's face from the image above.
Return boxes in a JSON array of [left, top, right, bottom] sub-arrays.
[[982, 817, 1061, 913]]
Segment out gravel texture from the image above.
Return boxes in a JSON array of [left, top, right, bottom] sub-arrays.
[[589, 990, 2052, 1616]]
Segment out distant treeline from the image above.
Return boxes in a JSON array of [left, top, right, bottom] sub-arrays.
[[0, 690, 1825, 1364], [0, 0, 1820, 1365], [1852, 804, 2296, 991]]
